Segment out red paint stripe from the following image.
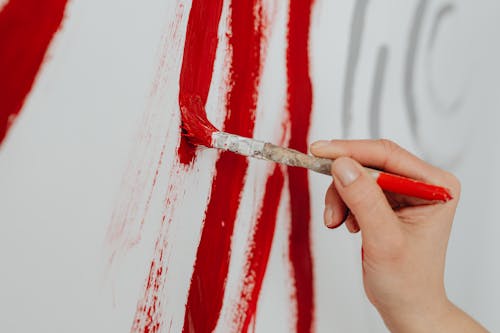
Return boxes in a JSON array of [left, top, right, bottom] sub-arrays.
[[0, 0, 68, 144], [235, 165, 285, 332], [177, 0, 224, 164], [182, 1, 264, 332], [286, 1, 316, 332]]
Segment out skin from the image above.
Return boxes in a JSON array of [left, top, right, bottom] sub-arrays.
[[310, 139, 488, 333]]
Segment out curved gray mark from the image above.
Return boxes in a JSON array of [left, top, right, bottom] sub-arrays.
[[369, 46, 389, 139], [429, 4, 455, 49], [404, 0, 429, 143], [342, 0, 369, 138], [426, 3, 466, 115]]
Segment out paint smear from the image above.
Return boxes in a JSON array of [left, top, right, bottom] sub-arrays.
[[0, 0, 68, 144], [177, 0, 224, 164], [286, 1, 316, 331], [132, 238, 166, 333], [181, 1, 265, 332]]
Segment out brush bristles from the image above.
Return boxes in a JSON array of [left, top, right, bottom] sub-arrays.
[[180, 96, 219, 147]]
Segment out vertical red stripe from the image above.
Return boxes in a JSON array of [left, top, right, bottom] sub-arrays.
[[235, 165, 285, 332], [286, 1, 316, 332], [182, 1, 264, 332], [177, 0, 224, 164], [0, 0, 68, 145]]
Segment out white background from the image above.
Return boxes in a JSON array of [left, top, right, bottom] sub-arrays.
[[1, 0, 499, 332]]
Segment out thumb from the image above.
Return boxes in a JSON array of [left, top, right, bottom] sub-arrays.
[[331, 157, 400, 242]]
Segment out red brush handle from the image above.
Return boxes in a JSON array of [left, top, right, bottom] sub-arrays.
[[369, 169, 453, 202]]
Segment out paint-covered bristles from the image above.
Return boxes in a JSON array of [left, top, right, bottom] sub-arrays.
[[180, 95, 219, 148]]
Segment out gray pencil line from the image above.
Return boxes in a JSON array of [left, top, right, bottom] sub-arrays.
[[342, 0, 369, 138], [369, 46, 389, 139]]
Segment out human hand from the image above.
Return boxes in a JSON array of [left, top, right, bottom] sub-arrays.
[[310, 139, 487, 333]]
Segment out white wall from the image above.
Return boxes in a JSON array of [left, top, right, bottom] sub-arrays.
[[0, 0, 499, 332]]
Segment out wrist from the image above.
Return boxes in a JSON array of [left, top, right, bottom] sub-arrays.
[[379, 297, 454, 333], [381, 299, 487, 333]]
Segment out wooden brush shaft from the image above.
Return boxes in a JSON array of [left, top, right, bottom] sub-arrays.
[[262, 143, 332, 175]]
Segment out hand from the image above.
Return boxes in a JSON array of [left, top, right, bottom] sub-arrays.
[[310, 139, 487, 333]]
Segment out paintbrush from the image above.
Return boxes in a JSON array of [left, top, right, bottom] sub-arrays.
[[180, 102, 452, 202]]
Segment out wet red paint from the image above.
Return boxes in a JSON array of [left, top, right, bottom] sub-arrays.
[[0, 0, 68, 144], [181, 1, 265, 332], [180, 95, 218, 148], [177, 0, 224, 164], [286, 1, 316, 332], [235, 165, 285, 332]]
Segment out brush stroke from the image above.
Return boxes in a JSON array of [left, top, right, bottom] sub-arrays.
[[286, 0, 316, 331], [341, 0, 369, 138], [233, 165, 285, 332], [369, 46, 389, 139], [182, 1, 265, 332], [0, 0, 68, 145], [132, 238, 167, 333], [177, 0, 224, 164], [128, 2, 223, 332]]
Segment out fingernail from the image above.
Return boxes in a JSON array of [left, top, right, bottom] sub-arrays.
[[333, 158, 360, 187], [324, 205, 335, 228], [311, 140, 330, 150]]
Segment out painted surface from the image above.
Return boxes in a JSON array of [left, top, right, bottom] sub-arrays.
[[1, 1, 500, 332], [0, 0, 69, 143]]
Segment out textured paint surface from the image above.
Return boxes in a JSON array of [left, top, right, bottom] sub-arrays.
[[0, 0, 68, 144], [182, 1, 265, 332], [286, 1, 316, 331]]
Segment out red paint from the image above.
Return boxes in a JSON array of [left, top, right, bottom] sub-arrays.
[[180, 95, 218, 148], [0, 0, 68, 144], [286, 1, 316, 332], [177, 0, 224, 164], [182, 1, 265, 332], [234, 165, 285, 332], [376, 172, 453, 201], [132, 225, 167, 333]]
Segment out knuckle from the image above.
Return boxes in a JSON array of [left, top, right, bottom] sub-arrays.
[[378, 138, 400, 154], [377, 139, 402, 168]]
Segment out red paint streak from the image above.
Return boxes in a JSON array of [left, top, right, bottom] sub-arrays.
[[235, 165, 285, 332], [132, 243, 166, 333], [177, 0, 224, 164], [0, 0, 68, 144], [286, 1, 316, 332], [182, 1, 264, 332], [376, 172, 453, 202]]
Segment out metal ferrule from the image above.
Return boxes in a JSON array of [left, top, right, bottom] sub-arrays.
[[212, 132, 265, 158]]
